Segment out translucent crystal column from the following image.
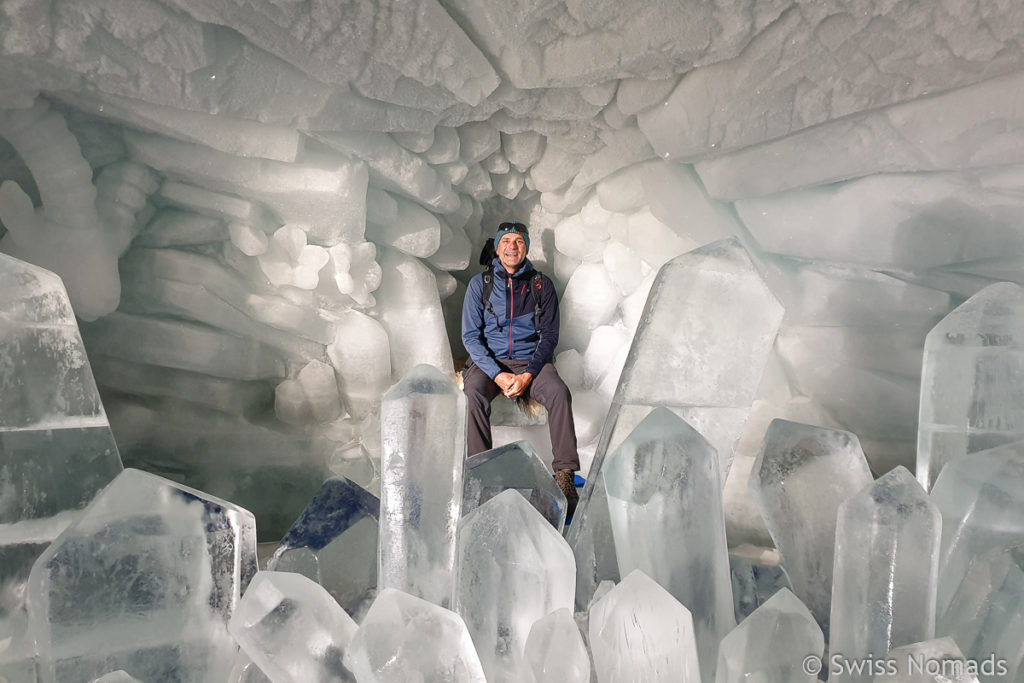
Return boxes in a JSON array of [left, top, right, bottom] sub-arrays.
[[378, 364, 466, 608], [228, 570, 358, 683], [0, 252, 123, 670], [930, 441, 1024, 616], [344, 588, 486, 683], [464, 440, 568, 532], [749, 419, 872, 637], [455, 489, 575, 682], [589, 569, 701, 683], [27, 468, 257, 683], [937, 544, 1024, 681], [715, 588, 823, 683], [829, 467, 941, 682], [524, 608, 591, 683], [885, 637, 981, 683], [569, 238, 783, 609], [604, 407, 734, 681], [918, 282, 1024, 489], [267, 476, 379, 619]]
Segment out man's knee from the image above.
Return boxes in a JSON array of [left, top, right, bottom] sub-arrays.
[[531, 365, 572, 406], [463, 368, 498, 408]]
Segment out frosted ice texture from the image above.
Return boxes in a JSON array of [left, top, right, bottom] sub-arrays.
[[885, 638, 981, 683], [937, 545, 1024, 681], [829, 467, 941, 682], [749, 419, 873, 637], [268, 477, 379, 619], [228, 570, 358, 683], [930, 442, 1024, 618], [569, 238, 783, 609], [918, 283, 1024, 490], [344, 588, 486, 683], [0, 251, 122, 665], [379, 364, 465, 608], [589, 569, 701, 683], [523, 608, 590, 683], [463, 440, 568, 532], [603, 408, 734, 681], [714, 588, 823, 683], [454, 489, 575, 682], [26, 468, 257, 683]]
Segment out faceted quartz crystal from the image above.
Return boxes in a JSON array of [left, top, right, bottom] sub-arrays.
[[343, 587, 486, 683], [379, 364, 466, 608], [463, 440, 568, 532], [930, 442, 1024, 616], [937, 545, 1024, 681], [569, 238, 784, 609], [885, 637, 981, 683], [523, 608, 590, 683], [714, 588, 823, 683], [603, 407, 734, 681], [228, 570, 358, 683], [267, 476, 380, 619], [589, 569, 701, 683], [454, 489, 575, 682], [27, 468, 258, 683], [0, 252, 123, 664], [749, 419, 873, 637], [829, 466, 941, 683], [918, 283, 1024, 489]]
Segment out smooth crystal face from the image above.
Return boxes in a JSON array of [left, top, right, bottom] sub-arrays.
[[454, 489, 575, 682], [228, 570, 358, 683], [589, 569, 702, 683], [884, 638, 981, 683], [268, 476, 380, 619], [749, 418, 872, 637], [463, 440, 567, 532], [344, 588, 486, 683], [26, 468, 257, 683], [523, 608, 590, 683], [379, 364, 466, 608], [569, 238, 784, 611], [930, 442, 1024, 616], [715, 588, 823, 683], [918, 283, 1024, 490], [603, 407, 733, 682], [937, 545, 1024, 682], [830, 466, 941, 682]]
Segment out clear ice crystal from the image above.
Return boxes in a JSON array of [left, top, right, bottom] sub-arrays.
[[463, 440, 568, 532]]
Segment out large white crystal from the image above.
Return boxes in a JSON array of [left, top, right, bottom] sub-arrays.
[[604, 408, 734, 681], [829, 467, 941, 682], [589, 569, 701, 683], [455, 489, 575, 682], [918, 283, 1024, 490], [379, 365, 465, 608], [523, 608, 590, 683], [749, 419, 873, 636]]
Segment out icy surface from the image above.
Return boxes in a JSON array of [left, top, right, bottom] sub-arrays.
[[523, 608, 590, 683], [604, 408, 733, 681], [463, 440, 567, 532], [749, 419, 873, 637], [378, 365, 465, 608], [454, 489, 575, 682]]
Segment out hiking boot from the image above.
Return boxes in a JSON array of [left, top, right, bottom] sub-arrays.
[[555, 469, 579, 519]]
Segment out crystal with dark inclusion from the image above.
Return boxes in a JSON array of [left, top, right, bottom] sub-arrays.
[[829, 466, 941, 683], [26, 468, 257, 683], [749, 418, 872, 637], [463, 440, 567, 532], [267, 476, 380, 619], [603, 407, 734, 682], [379, 364, 466, 608]]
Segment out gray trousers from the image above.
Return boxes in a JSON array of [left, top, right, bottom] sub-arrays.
[[463, 359, 581, 472]]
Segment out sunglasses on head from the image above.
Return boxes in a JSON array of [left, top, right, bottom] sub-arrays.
[[499, 221, 528, 234]]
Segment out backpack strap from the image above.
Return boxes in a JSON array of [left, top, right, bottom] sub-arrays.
[[481, 270, 496, 322], [532, 272, 543, 333]]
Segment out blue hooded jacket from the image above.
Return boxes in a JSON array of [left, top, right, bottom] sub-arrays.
[[461, 257, 559, 379]]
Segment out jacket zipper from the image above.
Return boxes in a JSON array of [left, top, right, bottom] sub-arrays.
[[507, 277, 513, 357]]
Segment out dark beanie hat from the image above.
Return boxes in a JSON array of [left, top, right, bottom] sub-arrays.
[[495, 221, 530, 252]]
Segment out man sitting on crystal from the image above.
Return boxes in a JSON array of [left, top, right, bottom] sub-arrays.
[[461, 221, 581, 514]]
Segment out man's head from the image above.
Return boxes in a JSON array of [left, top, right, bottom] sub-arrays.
[[495, 221, 529, 273]]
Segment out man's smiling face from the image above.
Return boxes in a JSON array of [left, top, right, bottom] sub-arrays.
[[497, 232, 527, 273]]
